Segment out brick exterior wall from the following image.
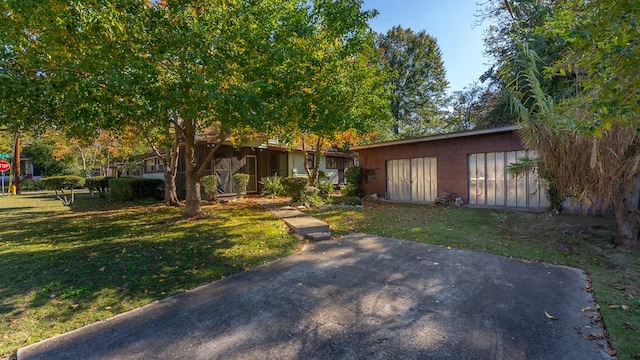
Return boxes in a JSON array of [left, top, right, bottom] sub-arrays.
[[357, 130, 524, 204]]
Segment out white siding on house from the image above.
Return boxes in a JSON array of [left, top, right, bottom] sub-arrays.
[[289, 152, 308, 178], [288, 152, 341, 184], [142, 173, 165, 180]]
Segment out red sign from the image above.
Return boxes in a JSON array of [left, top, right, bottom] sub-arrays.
[[0, 161, 10, 172]]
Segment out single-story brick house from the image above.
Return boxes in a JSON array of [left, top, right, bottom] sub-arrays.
[[140, 138, 355, 198], [351, 126, 550, 210]]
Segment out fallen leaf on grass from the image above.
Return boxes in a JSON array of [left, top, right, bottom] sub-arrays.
[[608, 305, 620, 309], [621, 305, 630, 311], [622, 323, 635, 330], [544, 311, 558, 320]]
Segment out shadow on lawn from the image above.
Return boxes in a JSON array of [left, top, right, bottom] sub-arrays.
[[0, 200, 298, 336]]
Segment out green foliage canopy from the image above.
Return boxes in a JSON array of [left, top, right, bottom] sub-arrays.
[[375, 26, 449, 138], [540, 0, 640, 131], [2, 0, 391, 216]]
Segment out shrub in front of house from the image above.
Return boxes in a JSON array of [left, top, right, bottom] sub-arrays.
[[201, 175, 218, 201], [85, 176, 112, 198], [41, 175, 86, 193], [260, 175, 286, 197], [314, 170, 334, 199], [21, 178, 46, 191], [232, 173, 250, 198], [341, 166, 362, 197], [282, 176, 309, 203], [316, 180, 334, 199], [109, 178, 164, 202]]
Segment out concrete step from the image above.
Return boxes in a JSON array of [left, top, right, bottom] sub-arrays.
[[305, 232, 332, 241]]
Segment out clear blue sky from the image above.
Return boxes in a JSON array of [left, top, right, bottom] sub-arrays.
[[362, 0, 491, 94]]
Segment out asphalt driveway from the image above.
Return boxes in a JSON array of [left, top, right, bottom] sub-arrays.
[[18, 234, 611, 359]]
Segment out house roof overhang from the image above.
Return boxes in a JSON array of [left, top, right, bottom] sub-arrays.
[[350, 125, 520, 151]]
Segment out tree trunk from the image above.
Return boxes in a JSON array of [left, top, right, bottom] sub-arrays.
[[301, 138, 313, 186], [163, 124, 181, 207], [312, 137, 323, 186], [612, 191, 640, 249], [90, 150, 97, 176], [13, 130, 21, 194], [182, 119, 202, 217], [300, 137, 323, 187], [163, 161, 180, 206], [78, 146, 87, 177]]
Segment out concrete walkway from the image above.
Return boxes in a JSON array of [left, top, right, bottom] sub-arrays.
[[18, 234, 611, 360], [259, 202, 331, 241]]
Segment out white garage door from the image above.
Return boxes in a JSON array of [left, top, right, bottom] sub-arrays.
[[386, 157, 437, 203], [468, 150, 549, 208]]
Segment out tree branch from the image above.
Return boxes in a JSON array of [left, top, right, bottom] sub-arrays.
[[195, 130, 228, 179]]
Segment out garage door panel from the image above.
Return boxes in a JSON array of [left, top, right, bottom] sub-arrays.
[[486, 152, 496, 206], [429, 158, 437, 201], [387, 157, 437, 203], [469, 150, 549, 209], [495, 152, 505, 207]]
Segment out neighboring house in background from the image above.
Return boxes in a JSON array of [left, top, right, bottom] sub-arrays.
[[21, 157, 35, 179], [351, 126, 550, 210], [0, 157, 36, 186], [139, 138, 355, 198]]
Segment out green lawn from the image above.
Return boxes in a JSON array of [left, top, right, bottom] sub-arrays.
[[308, 200, 640, 359], [2, 194, 639, 359], [0, 192, 300, 358]]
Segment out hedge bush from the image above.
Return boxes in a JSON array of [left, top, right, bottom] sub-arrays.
[[282, 176, 309, 203], [109, 177, 164, 202], [201, 175, 218, 201], [232, 173, 250, 198], [85, 176, 112, 198], [20, 178, 46, 191], [341, 166, 362, 197], [41, 176, 86, 193], [316, 180, 334, 198]]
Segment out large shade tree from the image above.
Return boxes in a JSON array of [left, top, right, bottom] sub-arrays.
[[2, 0, 389, 216], [478, 0, 578, 126], [481, 0, 640, 248], [273, 3, 390, 185], [375, 26, 448, 138]]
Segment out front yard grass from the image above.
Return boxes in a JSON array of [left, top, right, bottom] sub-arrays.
[[2, 193, 638, 359], [0, 192, 300, 358], [308, 200, 640, 359]]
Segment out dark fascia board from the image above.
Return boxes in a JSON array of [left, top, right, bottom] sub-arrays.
[[350, 125, 520, 151]]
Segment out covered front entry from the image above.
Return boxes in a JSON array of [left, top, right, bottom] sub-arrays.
[[386, 157, 437, 203]]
